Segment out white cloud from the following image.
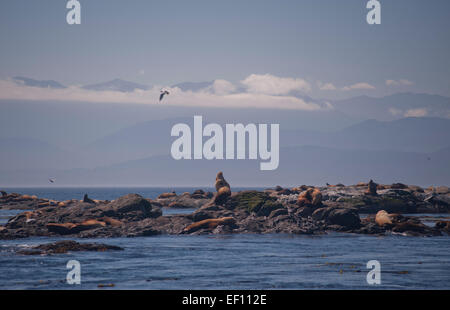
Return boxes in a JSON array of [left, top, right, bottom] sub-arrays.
[[388, 107, 403, 116], [342, 82, 375, 91], [0, 79, 322, 111], [241, 74, 311, 95], [319, 82, 337, 91], [386, 79, 414, 87], [211, 79, 236, 95], [404, 108, 428, 117]]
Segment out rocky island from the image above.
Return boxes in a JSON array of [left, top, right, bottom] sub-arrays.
[[1, 172, 449, 239]]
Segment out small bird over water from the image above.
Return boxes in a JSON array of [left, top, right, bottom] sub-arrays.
[[159, 89, 170, 102], [48, 178, 55, 183]]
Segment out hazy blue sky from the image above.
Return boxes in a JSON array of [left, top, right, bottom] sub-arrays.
[[1, 0, 449, 97]]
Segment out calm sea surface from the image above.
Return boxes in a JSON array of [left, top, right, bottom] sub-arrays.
[[0, 187, 449, 290]]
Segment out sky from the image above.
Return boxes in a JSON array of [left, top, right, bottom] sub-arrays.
[[0, 0, 449, 99]]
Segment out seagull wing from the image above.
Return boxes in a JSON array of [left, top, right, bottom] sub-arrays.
[[159, 93, 165, 101]]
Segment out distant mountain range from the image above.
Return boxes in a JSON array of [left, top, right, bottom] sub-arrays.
[[1, 116, 449, 186], [1, 76, 450, 186], [0, 137, 71, 170], [171, 81, 214, 92], [9, 77, 450, 120], [2, 144, 448, 187], [282, 117, 450, 153], [79, 116, 450, 167], [13, 76, 66, 89], [82, 78, 149, 92]]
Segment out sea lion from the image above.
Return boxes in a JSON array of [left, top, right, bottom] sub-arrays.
[[215, 171, 230, 191], [365, 179, 378, 196], [46, 223, 77, 235], [47, 219, 106, 235], [183, 217, 235, 234], [157, 192, 177, 199], [297, 188, 322, 208], [213, 171, 231, 204], [101, 217, 123, 227], [375, 210, 392, 226], [83, 194, 95, 204]]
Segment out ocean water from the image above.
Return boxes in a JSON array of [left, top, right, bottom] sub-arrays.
[[0, 188, 449, 290]]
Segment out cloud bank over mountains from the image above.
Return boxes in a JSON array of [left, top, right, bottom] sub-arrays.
[[0, 75, 321, 110], [0, 73, 417, 110], [0, 76, 449, 186]]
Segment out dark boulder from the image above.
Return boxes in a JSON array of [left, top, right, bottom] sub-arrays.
[[327, 208, 361, 229], [312, 206, 361, 229], [295, 206, 313, 218], [392, 220, 441, 236], [435, 221, 450, 233], [255, 202, 284, 217], [101, 194, 161, 220], [391, 183, 408, 189], [225, 191, 277, 214]]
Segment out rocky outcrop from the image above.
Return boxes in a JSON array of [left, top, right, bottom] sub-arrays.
[[1, 194, 162, 238], [312, 205, 361, 230], [435, 221, 450, 233], [370, 209, 441, 236], [1, 176, 449, 239], [17, 240, 123, 255], [156, 190, 213, 209], [101, 194, 161, 220]]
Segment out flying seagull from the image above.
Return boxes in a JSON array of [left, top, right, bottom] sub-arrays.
[[48, 178, 55, 183], [159, 89, 170, 102]]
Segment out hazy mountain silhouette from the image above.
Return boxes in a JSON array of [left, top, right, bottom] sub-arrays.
[[5, 144, 446, 187], [282, 117, 450, 153], [83, 117, 192, 166], [171, 81, 214, 92], [13, 77, 66, 89], [332, 93, 450, 120], [1, 90, 449, 186], [82, 78, 149, 92], [0, 138, 70, 170]]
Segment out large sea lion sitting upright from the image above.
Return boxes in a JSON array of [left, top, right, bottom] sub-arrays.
[[214, 171, 231, 205], [365, 179, 378, 196], [215, 171, 230, 191]]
